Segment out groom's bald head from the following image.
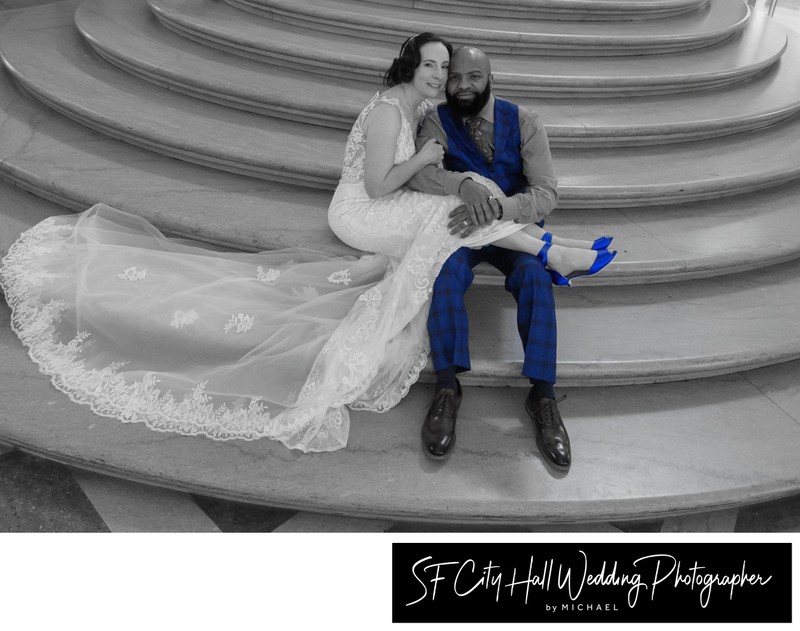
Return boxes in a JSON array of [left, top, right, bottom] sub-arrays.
[[450, 46, 492, 75], [446, 46, 493, 117]]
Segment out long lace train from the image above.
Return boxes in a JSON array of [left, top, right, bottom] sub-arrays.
[[1, 191, 523, 452]]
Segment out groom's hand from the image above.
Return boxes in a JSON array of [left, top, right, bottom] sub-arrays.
[[447, 204, 478, 238], [457, 178, 496, 227], [451, 178, 496, 226]]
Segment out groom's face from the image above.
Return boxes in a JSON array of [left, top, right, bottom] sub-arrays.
[[445, 53, 492, 118]]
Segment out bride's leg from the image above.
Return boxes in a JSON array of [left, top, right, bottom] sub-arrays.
[[520, 223, 609, 251], [491, 231, 600, 279]]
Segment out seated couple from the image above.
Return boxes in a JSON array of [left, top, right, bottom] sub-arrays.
[[0, 33, 615, 471]]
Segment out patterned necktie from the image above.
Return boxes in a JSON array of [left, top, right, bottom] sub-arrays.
[[466, 116, 494, 163]]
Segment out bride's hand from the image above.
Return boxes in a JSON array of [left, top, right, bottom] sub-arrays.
[[417, 138, 445, 166]]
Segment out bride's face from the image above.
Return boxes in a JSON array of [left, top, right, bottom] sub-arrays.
[[409, 42, 449, 99]]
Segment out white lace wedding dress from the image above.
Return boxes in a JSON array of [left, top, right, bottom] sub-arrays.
[[0, 92, 525, 452]]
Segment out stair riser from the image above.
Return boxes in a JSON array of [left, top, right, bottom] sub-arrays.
[[13, 62, 800, 209], [151, 5, 779, 98], [361, 0, 708, 21], [225, 0, 736, 57], [6, 72, 340, 190], [83, 32, 800, 145], [85, 41, 356, 130]]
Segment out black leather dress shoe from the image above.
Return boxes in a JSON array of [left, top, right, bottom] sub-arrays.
[[421, 380, 462, 460], [525, 391, 571, 471]]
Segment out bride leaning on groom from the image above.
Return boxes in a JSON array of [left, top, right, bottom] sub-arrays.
[[0, 32, 615, 470]]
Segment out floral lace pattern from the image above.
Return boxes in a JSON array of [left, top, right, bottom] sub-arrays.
[[170, 309, 199, 329], [338, 93, 427, 184], [118, 266, 147, 281], [224, 313, 255, 334], [327, 269, 352, 286], [256, 266, 280, 282]]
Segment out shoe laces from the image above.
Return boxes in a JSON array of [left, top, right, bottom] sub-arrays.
[[537, 394, 566, 426], [433, 389, 454, 416]]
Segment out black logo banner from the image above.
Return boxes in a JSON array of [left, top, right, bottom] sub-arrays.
[[392, 543, 792, 623]]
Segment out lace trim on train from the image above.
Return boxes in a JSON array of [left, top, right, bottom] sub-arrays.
[[0, 218, 317, 447]]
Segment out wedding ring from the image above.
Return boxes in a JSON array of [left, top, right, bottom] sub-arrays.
[[462, 220, 469, 227]]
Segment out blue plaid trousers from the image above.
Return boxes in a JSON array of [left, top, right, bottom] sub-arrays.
[[427, 245, 557, 383]]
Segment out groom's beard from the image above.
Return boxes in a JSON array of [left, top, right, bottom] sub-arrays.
[[445, 82, 492, 118]]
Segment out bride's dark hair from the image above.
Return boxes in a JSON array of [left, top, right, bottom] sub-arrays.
[[383, 33, 453, 87]]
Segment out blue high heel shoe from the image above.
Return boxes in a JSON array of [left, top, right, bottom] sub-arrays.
[[538, 242, 617, 287], [541, 232, 613, 251]]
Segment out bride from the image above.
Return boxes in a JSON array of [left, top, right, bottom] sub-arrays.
[[0, 33, 614, 453]]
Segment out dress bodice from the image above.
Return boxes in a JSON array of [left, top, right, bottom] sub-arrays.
[[339, 93, 434, 183]]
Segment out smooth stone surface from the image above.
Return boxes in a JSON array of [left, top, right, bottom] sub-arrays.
[[1, 4, 346, 190], [4, 65, 800, 285], [0, 65, 351, 254], [2, 299, 799, 524], [0, 180, 72, 255], [149, 0, 787, 96], [223, 0, 745, 55], [78, 0, 800, 145], [77, 0, 374, 130], [463, 257, 800, 385], [7, 4, 800, 207], [366, 0, 708, 20]]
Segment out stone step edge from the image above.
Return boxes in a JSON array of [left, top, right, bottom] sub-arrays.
[[222, 0, 744, 56], [5, 134, 800, 290], [6, 439, 796, 525], [3, 179, 800, 388], [364, 0, 709, 20], [76, 0, 800, 145], [8, 43, 800, 210], [147, 0, 785, 97], [1, 346, 798, 525], [4, 55, 800, 286]]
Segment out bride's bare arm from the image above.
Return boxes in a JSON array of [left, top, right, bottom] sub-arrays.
[[362, 104, 444, 199]]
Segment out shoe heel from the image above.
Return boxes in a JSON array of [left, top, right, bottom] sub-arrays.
[[549, 270, 571, 286], [567, 248, 617, 283]]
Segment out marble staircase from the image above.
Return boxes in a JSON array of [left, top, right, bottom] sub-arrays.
[[1, 0, 799, 526]]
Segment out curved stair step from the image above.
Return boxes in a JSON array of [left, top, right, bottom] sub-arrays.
[[4, 87, 800, 287], [78, 0, 800, 146], [3, 166, 800, 388], [0, 65, 348, 254], [222, 0, 745, 56], [6, 10, 800, 208], [1, 299, 798, 524], [148, 0, 787, 97], [455, 258, 800, 385], [4, 12, 800, 285], [362, 0, 710, 21]]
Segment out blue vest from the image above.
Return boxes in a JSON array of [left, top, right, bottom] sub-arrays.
[[437, 98, 527, 197]]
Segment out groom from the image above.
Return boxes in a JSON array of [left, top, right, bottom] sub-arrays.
[[408, 45, 569, 470]]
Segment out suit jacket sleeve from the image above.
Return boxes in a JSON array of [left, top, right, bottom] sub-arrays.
[[406, 109, 471, 197], [503, 107, 559, 224]]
